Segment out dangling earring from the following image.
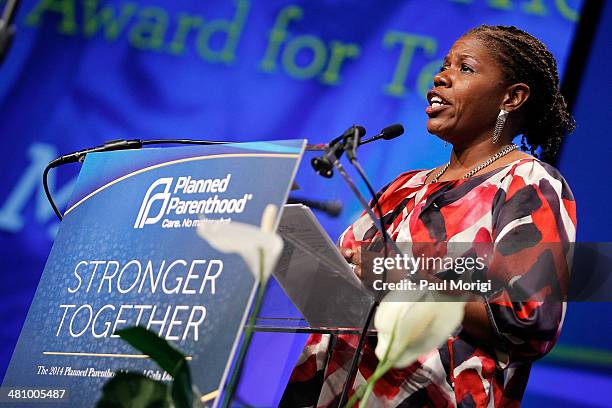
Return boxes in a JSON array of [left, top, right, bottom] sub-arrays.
[[492, 109, 509, 144]]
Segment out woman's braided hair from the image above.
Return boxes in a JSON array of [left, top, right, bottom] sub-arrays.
[[466, 25, 575, 163]]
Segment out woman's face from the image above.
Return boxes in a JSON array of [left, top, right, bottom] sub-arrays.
[[426, 35, 508, 145]]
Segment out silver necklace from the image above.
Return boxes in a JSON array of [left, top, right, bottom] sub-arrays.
[[430, 143, 519, 183]]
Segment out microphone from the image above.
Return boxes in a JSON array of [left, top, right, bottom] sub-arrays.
[[311, 123, 404, 178], [47, 138, 232, 168], [311, 125, 366, 178], [306, 124, 403, 151], [287, 196, 342, 217], [43, 138, 231, 221], [359, 123, 404, 145], [48, 139, 143, 168]]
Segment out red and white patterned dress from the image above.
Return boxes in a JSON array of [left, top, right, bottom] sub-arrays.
[[281, 157, 577, 407]]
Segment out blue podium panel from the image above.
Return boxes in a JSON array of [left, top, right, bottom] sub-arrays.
[[1, 140, 304, 407]]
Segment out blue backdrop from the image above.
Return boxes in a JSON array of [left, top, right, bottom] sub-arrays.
[[2, 0, 611, 406]]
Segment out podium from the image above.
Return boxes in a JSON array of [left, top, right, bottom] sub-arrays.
[[223, 203, 377, 406], [1, 140, 376, 408]]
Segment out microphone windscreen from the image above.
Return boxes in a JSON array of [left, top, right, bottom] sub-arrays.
[[381, 123, 404, 139]]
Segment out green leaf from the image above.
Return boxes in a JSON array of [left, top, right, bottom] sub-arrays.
[[116, 326, 195, 408], [116, 327, 187, 377], [171, 364, 195, 408], [96, 372, 172, 408]]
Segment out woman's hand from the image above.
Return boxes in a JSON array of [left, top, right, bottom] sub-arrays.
[[340, 246, 362, 278]]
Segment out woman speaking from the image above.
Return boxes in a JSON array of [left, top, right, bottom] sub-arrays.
[[282, 25, 577, 407]]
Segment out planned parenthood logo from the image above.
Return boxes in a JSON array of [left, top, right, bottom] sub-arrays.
[[134, 175, 252, 229], [134, 177, 174, 228]]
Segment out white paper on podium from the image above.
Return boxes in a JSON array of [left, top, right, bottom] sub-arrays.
[[273, 204, 374, 328]]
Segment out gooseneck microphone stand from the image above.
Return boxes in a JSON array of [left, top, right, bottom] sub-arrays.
[[311, 124, 404, 407], [43, 138, 230, 221], [44, 138, 345, 221]]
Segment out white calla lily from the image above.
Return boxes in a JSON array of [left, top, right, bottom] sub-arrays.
[[374, 289, 465, 369], [196, 204, 283, 282], [199, 204, 284, 407], [348, 289, 466, 408]]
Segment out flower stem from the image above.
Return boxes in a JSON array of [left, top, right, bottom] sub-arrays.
[[359, 360, 394, 407], [345, 321, 398, 408], [345, 383, 366, 408], [221, 249, 267, 408]]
